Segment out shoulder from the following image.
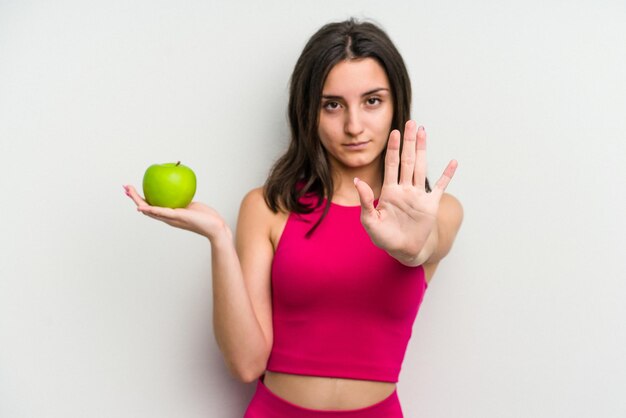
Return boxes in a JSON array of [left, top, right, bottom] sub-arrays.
[[239, 187, 278, 226], [438, 193, 463, 229], [240, 187, 270, 212], [238, 187, 289, 250]]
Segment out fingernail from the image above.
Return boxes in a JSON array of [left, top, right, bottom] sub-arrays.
[[354, 177, 360, 185]]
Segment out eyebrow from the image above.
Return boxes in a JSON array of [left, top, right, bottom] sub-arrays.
[[321, 88, 390, 100]]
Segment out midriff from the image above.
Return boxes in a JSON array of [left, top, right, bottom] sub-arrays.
[[263, 371, 397, 410]]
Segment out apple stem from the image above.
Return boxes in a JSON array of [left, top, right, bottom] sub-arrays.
[[176, 161, 181, 166]]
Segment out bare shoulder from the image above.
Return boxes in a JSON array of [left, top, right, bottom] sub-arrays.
[[238, 187, 274, 233], [438, 192, 464, 230], [238, 187, 289, 250], [240, 187, 269, 209]]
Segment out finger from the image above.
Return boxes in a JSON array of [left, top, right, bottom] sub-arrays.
[[414, 126, 427, 189], [431, 159, 458, 199], [124, 185, 148, 208], [136, 205, 179, 221], [399, 120, 417, 185], [383, 130, 401, 185], [354, 177, 378, 218]]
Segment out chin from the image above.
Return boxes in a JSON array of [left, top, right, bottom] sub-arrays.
[[340, 157, 380, 170]]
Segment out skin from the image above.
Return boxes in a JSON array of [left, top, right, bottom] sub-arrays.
[[124, 57, 463, 410]]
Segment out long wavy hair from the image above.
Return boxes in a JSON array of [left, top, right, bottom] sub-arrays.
[[264, 18, 428, 235]]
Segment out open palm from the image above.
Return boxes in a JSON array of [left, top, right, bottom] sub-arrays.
[[354, 121, 457, 261], [124, 185, 225, 239]]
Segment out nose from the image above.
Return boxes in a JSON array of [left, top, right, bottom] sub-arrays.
[[344, 107, 364, 137]]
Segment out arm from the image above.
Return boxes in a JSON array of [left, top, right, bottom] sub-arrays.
[[417, 192, 463, 265], [124, 186, 275, 383], [213, 188, 276, 382]]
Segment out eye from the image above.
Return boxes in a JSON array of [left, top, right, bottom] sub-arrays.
[[322, 101, 341, 111], [366, 97, 382, 106]]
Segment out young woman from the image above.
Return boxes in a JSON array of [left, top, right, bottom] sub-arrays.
[[125, 18, 462, 418]]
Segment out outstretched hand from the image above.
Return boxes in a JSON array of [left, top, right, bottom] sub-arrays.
[[123, 185, 226, 239], [354, 120, 457, 265]]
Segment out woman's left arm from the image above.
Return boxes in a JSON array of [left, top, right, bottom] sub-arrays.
[[417, 192, 463, 266]]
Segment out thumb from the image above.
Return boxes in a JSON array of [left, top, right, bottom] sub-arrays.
[[354, 177, 377, 216]]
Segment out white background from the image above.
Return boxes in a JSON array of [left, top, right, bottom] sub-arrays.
[[1, 1, 625, 417]]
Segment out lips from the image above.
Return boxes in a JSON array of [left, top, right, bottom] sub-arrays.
[[343, 140, 370, 150]]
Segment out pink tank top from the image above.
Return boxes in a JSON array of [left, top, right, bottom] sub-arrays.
[[266, 195, 428, 383]]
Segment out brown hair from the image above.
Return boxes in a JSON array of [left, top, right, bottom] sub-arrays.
[[264, 18, 428, 234]]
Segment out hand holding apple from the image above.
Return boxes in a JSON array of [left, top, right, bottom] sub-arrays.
[[142, 161, 196, 208], [125, 183, 227, 239], [125, 162, 228, 238]]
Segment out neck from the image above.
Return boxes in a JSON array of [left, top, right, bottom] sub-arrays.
[[330, 164, 383, 206]]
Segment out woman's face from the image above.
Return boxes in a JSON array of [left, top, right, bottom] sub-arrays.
[[318, 57, 394, 174]]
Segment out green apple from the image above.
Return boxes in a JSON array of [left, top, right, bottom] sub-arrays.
[[142, 161, 197, 208]]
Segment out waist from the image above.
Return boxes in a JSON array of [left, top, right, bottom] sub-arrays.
[[262, 371, 397, 411]]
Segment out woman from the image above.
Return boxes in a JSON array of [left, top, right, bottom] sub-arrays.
[[125, 18, 462, 417]]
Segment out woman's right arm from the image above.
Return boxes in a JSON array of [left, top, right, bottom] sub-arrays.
[[212, 188, 277, 382], [124, 186, 275, 383]]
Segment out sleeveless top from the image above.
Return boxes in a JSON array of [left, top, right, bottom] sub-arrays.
[[266, 194, 428, 382]]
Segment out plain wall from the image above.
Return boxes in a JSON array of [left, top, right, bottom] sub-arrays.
[[1, 0, 625, 417]]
